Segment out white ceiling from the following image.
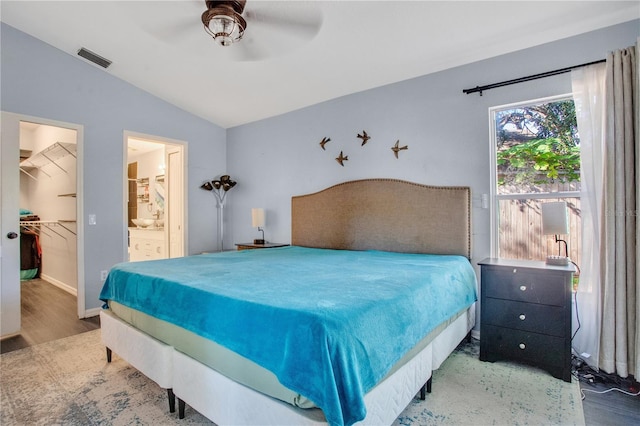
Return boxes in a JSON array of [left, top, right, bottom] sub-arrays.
[[2, 1, 638, 129]]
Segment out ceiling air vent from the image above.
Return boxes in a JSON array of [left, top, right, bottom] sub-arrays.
[[77, 47, 112, 69]]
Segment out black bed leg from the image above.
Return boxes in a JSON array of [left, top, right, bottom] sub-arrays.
[[178, 398, 185, 419], [167, 389, 176, 413], [106, 347, 112, 363], [466, 331, 472, 343], [419, 376, 433, 400]]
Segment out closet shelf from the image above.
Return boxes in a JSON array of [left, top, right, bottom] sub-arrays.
[[20, 142, 76, 179]]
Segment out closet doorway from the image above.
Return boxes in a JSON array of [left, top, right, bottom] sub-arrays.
[[0, 114, 88, 345], [124, 132, 185, 262], [18, 121, 79, 296]]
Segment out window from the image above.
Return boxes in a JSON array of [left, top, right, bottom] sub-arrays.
[[489, 95, 581, 265]]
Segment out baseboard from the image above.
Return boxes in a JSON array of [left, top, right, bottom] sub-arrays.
[[83, 307, 102, 318], [0, 331, 21, 340], [40, 273, 77, 297]]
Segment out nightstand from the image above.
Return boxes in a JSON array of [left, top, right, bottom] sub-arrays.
[[235, 242, 289, 251], [479, 258, 574, 382]]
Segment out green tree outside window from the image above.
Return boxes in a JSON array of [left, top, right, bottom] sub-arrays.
[[496, 100, 580, 187]]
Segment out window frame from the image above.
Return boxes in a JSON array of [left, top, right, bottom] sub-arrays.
[[488, 93, 580, 258]]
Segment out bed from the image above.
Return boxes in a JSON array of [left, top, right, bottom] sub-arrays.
[[99, 178, 477, 426]]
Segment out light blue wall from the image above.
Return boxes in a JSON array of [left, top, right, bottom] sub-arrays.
[[226, 20, 639, 266], [1, 23, 226, 310], [2, 20, 638, 313]]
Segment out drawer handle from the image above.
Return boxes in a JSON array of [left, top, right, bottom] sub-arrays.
[[513, 268, 517, 274], [519, 285, 527, 292], [519, 314, 526, 321], [519, 343, 526, 350]]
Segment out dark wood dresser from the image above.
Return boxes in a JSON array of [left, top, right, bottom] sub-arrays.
[[479, 258, 575, 382]]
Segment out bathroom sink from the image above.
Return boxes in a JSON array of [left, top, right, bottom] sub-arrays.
[[132, 218, 155, 228]]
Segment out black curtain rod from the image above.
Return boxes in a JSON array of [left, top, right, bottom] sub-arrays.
[[462, 59, 606, 96]]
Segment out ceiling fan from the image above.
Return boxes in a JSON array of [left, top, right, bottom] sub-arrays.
[[198, 0, 323, 60]]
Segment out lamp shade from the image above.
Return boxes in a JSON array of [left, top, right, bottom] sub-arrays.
[[251, 208, 265, 228], [542, 202, 569, 235]]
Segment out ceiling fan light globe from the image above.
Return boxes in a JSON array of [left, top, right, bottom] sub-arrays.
[[202, 7, 246, 46]]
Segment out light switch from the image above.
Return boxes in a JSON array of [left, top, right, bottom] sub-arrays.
[[89, 214, 97, 225], [481, 194, 489, 209]]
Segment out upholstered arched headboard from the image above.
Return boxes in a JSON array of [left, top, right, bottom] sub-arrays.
[[291, 179, 471, 259]]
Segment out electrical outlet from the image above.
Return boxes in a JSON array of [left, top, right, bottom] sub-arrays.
[[89, 214, 97, 225], [101, 270, 108, 281]]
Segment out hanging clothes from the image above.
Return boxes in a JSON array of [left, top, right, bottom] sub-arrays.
[[20, 215, 41, 279]]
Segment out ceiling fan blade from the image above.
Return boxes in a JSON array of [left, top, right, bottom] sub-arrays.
[[147, 19, 199, 44], [225, 1, 322, 62], [244, 2, 322, 40], [225, 36, 267, 62], [133, 0, 204, 44]]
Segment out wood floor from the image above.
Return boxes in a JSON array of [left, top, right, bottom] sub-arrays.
[[1, 279, 638, 424], [578, 367, 640, 425], [0, 278, 100, 354], [582, 380, 640, 425]]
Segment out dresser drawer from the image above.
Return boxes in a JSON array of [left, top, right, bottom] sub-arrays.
[[483, 298, 565, 336], [481, 324, 566, 368], [482, 267, 567, 306]]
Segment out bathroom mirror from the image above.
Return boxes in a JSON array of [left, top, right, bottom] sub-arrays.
[[155, 175, 165, 211]]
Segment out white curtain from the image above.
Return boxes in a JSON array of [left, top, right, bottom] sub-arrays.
[[571, 62, 606, 370], [572, 42, 639, 378]]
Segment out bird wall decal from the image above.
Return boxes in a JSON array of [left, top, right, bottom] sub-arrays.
[[357, 130, 370, 146], [335, 151, 349, 166], [319, 137, 331, 150], [391, 140, 408, 158]]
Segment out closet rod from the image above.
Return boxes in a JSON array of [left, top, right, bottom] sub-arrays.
[[19, 220, 77, 237], [20, 223, 67, 240], [462, 59, 605, 96]]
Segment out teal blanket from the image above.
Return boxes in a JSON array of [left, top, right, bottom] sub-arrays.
[[100, 246, 477, 426]]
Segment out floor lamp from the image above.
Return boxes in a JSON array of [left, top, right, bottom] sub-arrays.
[[200, 175, 237, 251]]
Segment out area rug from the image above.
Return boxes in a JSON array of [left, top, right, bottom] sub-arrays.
[[393, 340, 585, 426], [1, 330, 584, 425]]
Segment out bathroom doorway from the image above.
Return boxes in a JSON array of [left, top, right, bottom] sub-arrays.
[[124, 132, 185, 262]]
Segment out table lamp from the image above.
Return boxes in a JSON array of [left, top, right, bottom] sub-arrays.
[[542, 201, 569, 265], [252, 208, 265, 244]]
